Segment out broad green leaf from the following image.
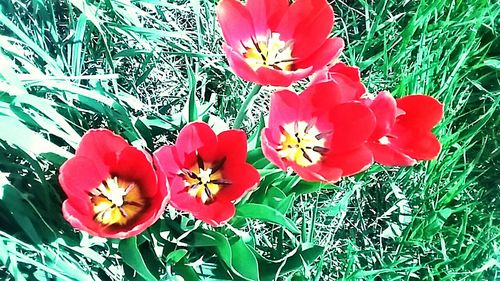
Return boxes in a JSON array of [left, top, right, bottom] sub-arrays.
[[192, 230, 258, 280], [236, 203, 299, 233], [119, 237, 158, 281], [165, 249, 188, 265], [230, 238, 260, 281], [0, 116, 72, 162], [191, 231, 232, 269]]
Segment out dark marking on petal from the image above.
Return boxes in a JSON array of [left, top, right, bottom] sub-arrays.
[[211, 179, 232, 185], [203, 187, 214, 203], [196, 153, 204, 170], [189, 183, 200, 190], [301, 148, 313, 163], [119, 207, 127, 218], [315, 131, 332, 140], [251, 37, 266, 61], [312, 146, 329, 154], [211, 157, 226, 175], [124, 201, 144, 207], [182, 168, 200, 180]]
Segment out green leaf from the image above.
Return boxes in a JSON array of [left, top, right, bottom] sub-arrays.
[[0, 116, 72, 163], [165, 249, 188, 265], [192, 230, 259, 280], [247, 114, 265, 150], [191, 231, 232, 267], [261, 186, 295, 214], [230, 238, 260, 281], [186, 62, 198, 122], [257, 243, 324, 280], [119, 237, 158, 281], [236, 203, 299, 233]]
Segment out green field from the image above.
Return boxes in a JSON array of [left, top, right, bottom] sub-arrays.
[[0, 0, 498, 280]]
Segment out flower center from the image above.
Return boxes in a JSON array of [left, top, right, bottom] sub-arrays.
[[277, 121, 329, 167], [89, 177, 144, 226], [242, 33, 294, 71], [182, 155, 231, 204]]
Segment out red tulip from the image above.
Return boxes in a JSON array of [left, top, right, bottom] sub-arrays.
[[261, 84, 375, 183], [366, 91, 443, 166], [59, 129, 169, 239], [310, 62, 366, 100], [154, 122, 260, 227], [216, 0, 344, 86]]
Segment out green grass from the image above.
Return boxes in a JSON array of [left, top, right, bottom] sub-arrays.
[[0, 0, 499, 280]]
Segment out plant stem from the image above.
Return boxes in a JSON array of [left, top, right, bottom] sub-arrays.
[[233, 84, 263, 129]]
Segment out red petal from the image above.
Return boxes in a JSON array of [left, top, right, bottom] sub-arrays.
[[295, 38, 344, 73], [59, 156, 107, 214], [291, 162, 342, 183], [390, 125, 441, 160], [168, 176, 235, 227], [277, 0, 334, 58], [367, 142, 417, 166], [154, 145, 182, 180], [75, 129, 129, 176], [246, 0, 288, 35], [330, 102, 375, 153], [300, 81, 344, 109], [328, 62, 363, 83], [396, 95, 443, 131], [255, 65, 313, 87], [195, 200, 236, 227], [268, 90, 301, 132], [369, 91, 397, 139], [223, 44, 260, 84], [261, 128, 287, 170], [318, 62, 366, 99], [119, 186, 169, 239], [111, 147, 158, 198], [175, 122, 218, 163], [217, 130, 248, 164], [62, 200, 103, 237], [218, 163, 260, 202], [324, 145, 373, 176], [216, 0, 255, 49]]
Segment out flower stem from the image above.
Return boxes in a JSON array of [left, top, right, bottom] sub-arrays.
[[233, 84, 263, 129]]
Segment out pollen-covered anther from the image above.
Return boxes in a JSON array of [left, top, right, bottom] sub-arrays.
[[90, 177, 144, 226], [183, 155, 231, 204], [242, 33, 295, 71], [277, 121, 329, 167]]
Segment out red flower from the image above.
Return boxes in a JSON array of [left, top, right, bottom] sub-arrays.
[[216, 0, 344, 86], [261, 84, 375, 183], [310, 62, 367, 100], [366, 91, 443, 166], [154, 122, 260, 227], [59, 129, 168, 239]]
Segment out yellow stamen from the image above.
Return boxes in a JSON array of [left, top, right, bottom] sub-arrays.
[[183, 156, 229, 204], [243, 33, 294, 71], [277, 121, 328, 167], [91, 177, 144, 226]]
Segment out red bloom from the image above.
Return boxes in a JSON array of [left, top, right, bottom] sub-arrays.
[[216, 0, 344, 86], [59, 129, 169, 239], [261, 84, 375, 183], [154, 122, 260, 227], [310, 62, 367, 100], [366, 91, 443, 166]]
